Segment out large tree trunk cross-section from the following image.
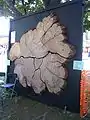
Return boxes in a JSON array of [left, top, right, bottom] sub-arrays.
[[9, 13, 76, 94]]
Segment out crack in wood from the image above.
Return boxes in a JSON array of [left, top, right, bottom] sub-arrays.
[[32, 59, 43, 79], [46, 66, 66, 80]]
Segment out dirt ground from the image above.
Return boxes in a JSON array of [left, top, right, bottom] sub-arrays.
[[0, 87, 89, 120], [0, 94, 84, 120]]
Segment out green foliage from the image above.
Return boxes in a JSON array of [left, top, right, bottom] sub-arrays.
[[84, 11, 90, 31], [0, 0, 9, 16], [83, 0, 90, 31], [0, 0, 44, 17], [0, 0, 4, 5], [0, 0, 90, 31], [15, 0, 44, 15]]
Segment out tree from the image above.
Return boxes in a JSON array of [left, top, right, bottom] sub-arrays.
[[84, 0, 90, 31], [0, 0, 44, 17], [0, 0, 73, 18], [0, 0, 90, 31]]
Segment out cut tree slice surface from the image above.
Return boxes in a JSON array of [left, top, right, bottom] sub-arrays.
[[9, 42, 21, 61], [44, 39, 75, 58], [9, 13, 76, 94], [31, 69, 45, 94], [41, 67, 65, 94]]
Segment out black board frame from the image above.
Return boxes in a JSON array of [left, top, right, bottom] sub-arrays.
[[7, 0, 84, 113]]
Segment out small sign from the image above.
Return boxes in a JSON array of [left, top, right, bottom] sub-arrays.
[[11, 31, 16, 43], [73, 60, 84, 70], [7, 59, 10, 66]]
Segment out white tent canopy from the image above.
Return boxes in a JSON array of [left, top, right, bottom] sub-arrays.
[[0, 17, 10, 36], [0, 17, 10, 73]]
